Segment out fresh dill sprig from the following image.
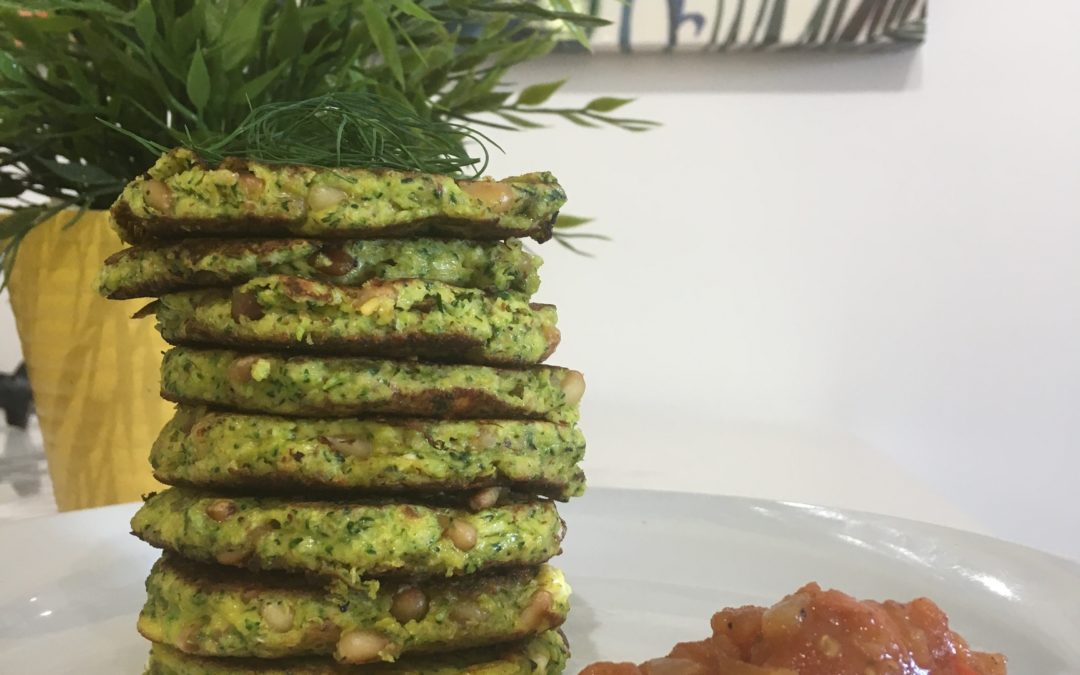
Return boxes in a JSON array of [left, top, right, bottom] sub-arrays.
[[1, 1, 647, 278], [110, 93, 496, 177]]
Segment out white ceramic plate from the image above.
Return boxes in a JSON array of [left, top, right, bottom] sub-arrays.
[[2, 488, 1077, 674]]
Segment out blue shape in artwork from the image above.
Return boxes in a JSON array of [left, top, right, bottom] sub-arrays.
[[666, 0, 706, 50], [619, 0, 635, 53]]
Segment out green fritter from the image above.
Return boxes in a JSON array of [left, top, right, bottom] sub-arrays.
[[139, 556, 570, 663], [154, 276, 560, 366], [97, 237, 541, 300], [132, 488, 565, 584], [144, 630, 570, 675], [152, 406, 586, 500], [160, 347, 584, 423], [112, 149, 565, 244]]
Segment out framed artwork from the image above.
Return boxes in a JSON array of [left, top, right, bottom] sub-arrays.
[[565, 0, 927, 52]]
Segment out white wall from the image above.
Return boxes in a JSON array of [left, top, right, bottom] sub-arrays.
[[484, 0, 1080, 559], [3, 0, 1078, 558]]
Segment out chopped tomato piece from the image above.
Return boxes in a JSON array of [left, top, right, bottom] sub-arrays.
[[580, 583, 1006, 675], [580, 662, 642, 675]]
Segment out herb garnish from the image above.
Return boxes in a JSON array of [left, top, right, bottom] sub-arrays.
[[109, 93, 496, 177]]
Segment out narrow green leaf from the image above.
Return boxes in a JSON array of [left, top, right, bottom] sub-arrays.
[[0, 52, 25, 83], [293, 3, 346, 31], [8, 13, 81, 34], [554, 232, 611, 240], [238, 61, 289, 101], [96, 117, 170, 157], [389, 0, 438, 22], [554, 234, 597, 257], [155, 0, 177, 24], [515, 79, 566, 106], [496, 111, 544, 129], [4, 0, 125, 17], [585, 96, 634, 113], [470, 2, 609, 26], [169, 6, 203, 60], [58, 201, 90, 229], [200, 0, 227, 42], [217, 0, 268, 71], [455, 90, 513, 114], [455, 115, 519, 132], [132, 1, 157, 48], [387, 12, 427, 65], [440, 76, 476, 110], [0, 207, 44, 240], [186, 46, 211, 112], [550, 0, 589, 47], [562, 112, 598, 128], [272, 0, 305, 60], [362, 0, 405, 87], [555, 214, 593, 229], [38, 159, 118, 187]]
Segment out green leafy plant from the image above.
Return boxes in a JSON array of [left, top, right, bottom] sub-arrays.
[[111, 92, 498, 175], [0, 0, 651, 279], [551, 214, 610, 256]]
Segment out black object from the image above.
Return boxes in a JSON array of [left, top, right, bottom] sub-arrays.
[[0, 362, 33, 428]]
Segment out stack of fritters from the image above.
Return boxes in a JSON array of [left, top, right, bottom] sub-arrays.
[[98, 149, 585, 674]]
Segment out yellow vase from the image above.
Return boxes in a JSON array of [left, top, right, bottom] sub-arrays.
[[6, 210, 169, 510]]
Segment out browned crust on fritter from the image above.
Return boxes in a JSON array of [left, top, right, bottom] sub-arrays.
[[153, 552, 543, 591], [152, 471, 581, 502], [137, 491, 558, 519], [104, 237, 307, 265], [155, 552, 325, 590], [142, 487, 554, 511], [145, 632, 569, 675], [141, 558, 567, 661], [132, 501, 565, 578], [163, 332, 482, 362], [159, 386, 557, 420], [104, 238, 312, 299], [157, 276, 559, 364], [111, 201, 557, 246], [151, 410, 582, 500], [132, 300, 160, 319], [112, 201, 296, 245], [113, 278, 173, 301], [162, 319, 559, 366], [141, 538, 561, 583]]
